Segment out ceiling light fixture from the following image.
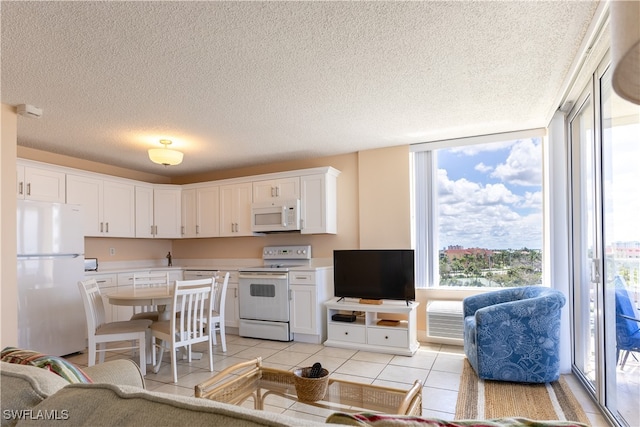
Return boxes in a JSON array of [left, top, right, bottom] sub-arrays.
[[148, 139, 184, 166], [611, 1, 640, 105]]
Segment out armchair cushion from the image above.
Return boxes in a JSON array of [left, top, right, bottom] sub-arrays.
[[463, 286, 566, 383]]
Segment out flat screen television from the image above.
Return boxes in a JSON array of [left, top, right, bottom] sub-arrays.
[[333, 249, 415, 302]]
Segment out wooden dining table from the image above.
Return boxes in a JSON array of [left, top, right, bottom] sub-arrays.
[[106, 288, 174, 321], [106, 287, 204, 363]]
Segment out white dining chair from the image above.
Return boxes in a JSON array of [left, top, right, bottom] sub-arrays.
[[209, 272, 230, 352], [130, 271, 170, 322], [78, 279, 152, 375], [150, 278, 215, 383]]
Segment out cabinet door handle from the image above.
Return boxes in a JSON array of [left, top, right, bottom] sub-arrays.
[[105, 222, 109, 233], [181, 226, 185, 235], [300, 219, 304, 230], [26, 183, 31, 196], [100, 222, 104, 233], [275, 186, 280, 197], [271, 187, 276, 197], [196, 225, 200, 234], [150, 225, 154, 235], [18, 182, 24, 195], [234, 289, 238, 298]]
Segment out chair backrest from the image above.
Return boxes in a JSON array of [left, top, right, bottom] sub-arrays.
[[133, 271, 170, 295], [213, 272, 230, 317], [78, 279, 107, 334], [171, 278, 215, 344], [615, 288, 640, 348]]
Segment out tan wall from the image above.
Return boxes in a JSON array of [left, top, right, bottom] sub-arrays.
[[1, 104, 18, 348], [85, 238, 173, 262], [358, 145, 412, 249]]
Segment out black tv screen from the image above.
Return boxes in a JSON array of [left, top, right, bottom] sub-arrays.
[[333, 250, 415, 302]]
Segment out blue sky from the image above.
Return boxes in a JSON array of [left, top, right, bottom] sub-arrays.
[[436, 138, 543, 250]]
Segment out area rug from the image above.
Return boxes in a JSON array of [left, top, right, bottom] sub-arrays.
[[455, 360, 591, 426]]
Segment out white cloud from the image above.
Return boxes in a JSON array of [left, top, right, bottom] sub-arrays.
[[491, 139, 541, 186], [437, 168, 542, 249], [475, 162, 493, 173]]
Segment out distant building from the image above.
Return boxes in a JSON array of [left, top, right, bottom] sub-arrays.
[[443, 246, 494, 262], [607, 241, 640, 259]]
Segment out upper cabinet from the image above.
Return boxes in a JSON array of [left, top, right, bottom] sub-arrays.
[[219, 182, 252, 236], [16, 162, 66, 203], [181, 185, 220, 238], [300, 168, 339, 234], [135, 185, 182, 239], [253, 177, 300, 203], [17, 158, 340, 239], [67, 174, 135, 237]]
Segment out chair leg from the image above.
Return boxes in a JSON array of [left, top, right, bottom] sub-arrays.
[[154, 340, 166, 374], [208, 334, 214, 373], [88, 339, 96, 367], [138, 333, 147, 376], [620, 350, 630, 369], [170, 344, 178, 383], [219, 321, 227, 353], [98, 343, 106, 363]]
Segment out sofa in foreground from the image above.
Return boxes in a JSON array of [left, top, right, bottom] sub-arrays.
[[1, 355, 588, 427]]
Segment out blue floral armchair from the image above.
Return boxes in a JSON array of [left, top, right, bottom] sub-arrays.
[[463, 286, 566, 383]]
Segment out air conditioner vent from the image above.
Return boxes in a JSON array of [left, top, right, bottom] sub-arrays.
[[426, 300, 464, 343]]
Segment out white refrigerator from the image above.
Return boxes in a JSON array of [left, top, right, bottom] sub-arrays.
[[17, 200, 86, 356]]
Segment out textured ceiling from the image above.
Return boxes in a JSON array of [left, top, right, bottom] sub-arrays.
[[1, 1, 599, 177]]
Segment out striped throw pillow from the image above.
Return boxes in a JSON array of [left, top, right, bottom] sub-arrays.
[[1, 347, 92, 384]]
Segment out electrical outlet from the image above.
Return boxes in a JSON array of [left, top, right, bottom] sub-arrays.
[[109, 248, 116, 256]]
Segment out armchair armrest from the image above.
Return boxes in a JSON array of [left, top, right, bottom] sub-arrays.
[[83, 359, 145, 389]]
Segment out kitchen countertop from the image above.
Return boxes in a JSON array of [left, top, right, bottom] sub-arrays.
[[84, 258, 333, 275]]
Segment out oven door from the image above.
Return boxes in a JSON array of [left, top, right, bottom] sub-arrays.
[[238, 272, 290, 322]]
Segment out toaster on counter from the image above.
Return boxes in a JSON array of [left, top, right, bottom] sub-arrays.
[[84, 258, 98, 272]]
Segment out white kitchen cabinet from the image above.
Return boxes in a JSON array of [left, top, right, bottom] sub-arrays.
[[252, 177, 300, 203], [181, 188, 197, 238], [181, 185, 219, 238], [67, 174, 135, 237], [135, 185, 182, 238], [300, 169, 339, 234], [289, 268, 333, 344], [16, 162, 66, 203], [219, 182, 252, 236], [324, 298, 420, 356]]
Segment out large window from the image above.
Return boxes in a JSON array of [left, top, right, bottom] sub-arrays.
[[412, 134, 544, 288]]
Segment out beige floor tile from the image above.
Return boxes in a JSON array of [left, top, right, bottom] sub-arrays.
[[424, 370, 460, 391], [422, 386, 458, 413], [377, 364, 429, 385], [351, 351, 394, 364], [335, 359, 386, 379], [264, 350, 314, 366]]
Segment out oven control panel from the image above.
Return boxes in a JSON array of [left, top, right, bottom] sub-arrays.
[[263, 245, 311, 260]]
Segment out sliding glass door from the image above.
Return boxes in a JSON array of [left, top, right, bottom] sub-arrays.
[[570, 60, 640, 427]]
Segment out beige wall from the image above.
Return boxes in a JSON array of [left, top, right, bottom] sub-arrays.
[[2, 104, 18, 348], [85, 238, 173, 262], [358, 146, 412, 249]]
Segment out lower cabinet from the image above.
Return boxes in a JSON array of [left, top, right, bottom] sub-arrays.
[[289, 268, 333, 344], [222, 270, 239, 329], [324, 298, 420, 356]]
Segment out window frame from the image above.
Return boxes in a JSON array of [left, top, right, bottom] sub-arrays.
[[411, 128, 547, 288]]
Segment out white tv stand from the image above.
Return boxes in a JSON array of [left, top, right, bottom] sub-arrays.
[[324, 298, 420, 356]]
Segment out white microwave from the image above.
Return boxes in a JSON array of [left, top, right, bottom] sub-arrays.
[[251, 199, 301, 233]]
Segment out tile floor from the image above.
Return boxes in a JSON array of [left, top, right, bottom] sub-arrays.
[[65, 335, 609, 426]]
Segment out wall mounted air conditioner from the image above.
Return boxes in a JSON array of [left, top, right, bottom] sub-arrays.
[[426, 300, 464, 345]]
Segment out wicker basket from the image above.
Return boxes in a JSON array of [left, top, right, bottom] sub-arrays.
[[293, 367, 329, 402]]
